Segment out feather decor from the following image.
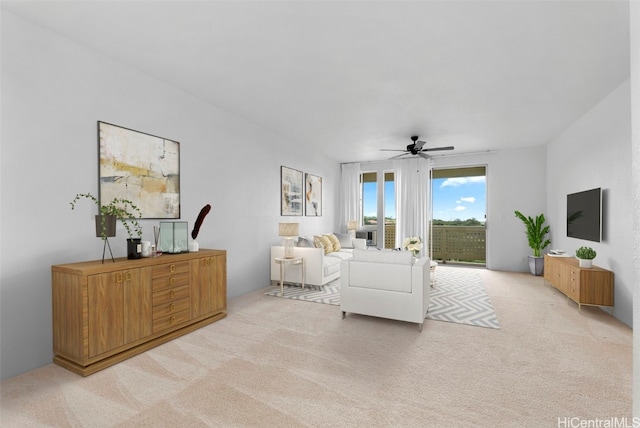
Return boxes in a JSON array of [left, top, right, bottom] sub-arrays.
[[191, 204, 211, 240]]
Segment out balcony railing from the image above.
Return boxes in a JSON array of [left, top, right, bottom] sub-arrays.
[[383, 224, 486, 264]]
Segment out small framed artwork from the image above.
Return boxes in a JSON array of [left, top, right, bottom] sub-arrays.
[[305, 173, 322, 216], [98, 121, 180, 218], [281, 166, 303, 216]]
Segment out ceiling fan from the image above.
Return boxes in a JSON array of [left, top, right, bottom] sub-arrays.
[[381, 136, 454, 159]]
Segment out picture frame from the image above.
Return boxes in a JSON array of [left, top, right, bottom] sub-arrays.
[[281, 166, 304, 216], [305, 173, 322, 216], [98, 121, 180, 219]]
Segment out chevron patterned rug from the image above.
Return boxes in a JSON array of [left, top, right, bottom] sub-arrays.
[[427, 266, 500, 329], [264, 282, 341, 306], [265, 267, 499, 329]]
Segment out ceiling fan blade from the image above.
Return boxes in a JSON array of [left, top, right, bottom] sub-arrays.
[[380, 149, 407, 152], [418, 153, 431, 160], [388, 152, 411, 160], [413, 140, 426, 151], [424, 146, 455, 152]]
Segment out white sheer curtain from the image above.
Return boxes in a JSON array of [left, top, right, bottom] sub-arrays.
[[394, 158, 430, 253], [339, 163, 361, 233]]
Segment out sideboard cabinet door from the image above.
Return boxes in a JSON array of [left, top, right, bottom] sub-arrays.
[[190, 254, 227, 319], [124, 267, 152, 344], [88, 271, 124, 358], [87, 267, 151, 358]]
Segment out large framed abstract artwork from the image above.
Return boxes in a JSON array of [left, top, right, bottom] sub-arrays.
[[98, 121, 180, 219], [281, 166, 303, 216], [305, 173, 322, 216]]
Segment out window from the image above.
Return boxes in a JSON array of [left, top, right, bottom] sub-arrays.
[[360, 171, 396, 248]]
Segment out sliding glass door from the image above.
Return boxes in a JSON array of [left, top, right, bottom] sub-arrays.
[[429, 166, 487, 265]]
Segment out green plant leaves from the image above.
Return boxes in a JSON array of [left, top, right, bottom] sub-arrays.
[[514, 210, 551, 257]]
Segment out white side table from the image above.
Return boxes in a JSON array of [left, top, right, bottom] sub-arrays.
[[274, 257, 305, 296], [430, 261, 438, 287]]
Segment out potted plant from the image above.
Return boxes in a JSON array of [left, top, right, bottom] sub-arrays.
[[514, 210, 551, 276], [70, 192, 143, 261], [575, 246, 596, 268]]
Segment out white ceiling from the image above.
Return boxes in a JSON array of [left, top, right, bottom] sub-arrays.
[[2, 1, 631, 163]]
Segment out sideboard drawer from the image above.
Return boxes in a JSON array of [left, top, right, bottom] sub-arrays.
[[152, 261, 189, 279], [153, 297, 190, 320], [153, 309, 190, 333], [152, 284, 189, 306], [152, 272, 189, 292]]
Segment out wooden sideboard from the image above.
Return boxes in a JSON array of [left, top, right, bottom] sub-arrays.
[[543, 254, 613, 314], [52, 249, 226, 376]]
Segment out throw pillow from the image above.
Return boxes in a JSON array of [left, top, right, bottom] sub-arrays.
[[297, 236, 314, 248], [314, 235, 333, 254], [325, 233, 341, 252], [335, 233, 353, 249]]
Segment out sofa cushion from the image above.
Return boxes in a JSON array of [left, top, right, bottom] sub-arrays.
[[325, 233, 341, 251], [326, 251, 352, 261], [334, 233, 352, 249], [324, 256, 342, 276], [352, 249, 413, 265]]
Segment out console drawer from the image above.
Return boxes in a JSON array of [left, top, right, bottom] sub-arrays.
[[152, 284, 189, 306], [153, 309, 190, 333], [152, 261, 189, 279], [153, 297, 190, 320], [152, 272, 189, 292]]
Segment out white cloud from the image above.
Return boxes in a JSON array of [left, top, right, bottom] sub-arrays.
[[458, 196, 476, 203], [454, 206, 467, 212], [441, 176, 486, 188]]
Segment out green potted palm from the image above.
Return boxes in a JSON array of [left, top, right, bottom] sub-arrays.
[[70, 192, 143, 262], [514, 210, 551, 276], [575, 246, 596, 268]]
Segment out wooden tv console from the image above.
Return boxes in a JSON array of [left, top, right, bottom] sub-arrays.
[[543, 254, 614, 314], [51, 249, 226, 376]]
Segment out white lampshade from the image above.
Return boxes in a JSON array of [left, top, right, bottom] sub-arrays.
[[279, 223, 299, 237], [347, 220, 358, 231]]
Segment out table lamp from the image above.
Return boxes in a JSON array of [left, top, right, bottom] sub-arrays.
[[279, 222, 299, 258], [347, 220, 358, 239]]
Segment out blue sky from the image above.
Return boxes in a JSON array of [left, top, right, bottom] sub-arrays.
[[432, 176, 486, 222], [363, 176, 486, 222]]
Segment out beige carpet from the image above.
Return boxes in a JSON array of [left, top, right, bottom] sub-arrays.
[[0, 267, 631, 427]]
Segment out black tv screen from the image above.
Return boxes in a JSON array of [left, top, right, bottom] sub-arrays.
[[567, 188, 601, 242]]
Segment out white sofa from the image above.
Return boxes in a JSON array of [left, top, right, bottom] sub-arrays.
[[270, 236, 366, 287], [340, 249, 431, 331]]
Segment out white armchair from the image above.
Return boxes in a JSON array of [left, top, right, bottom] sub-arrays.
[[340, 249, 431, 331]]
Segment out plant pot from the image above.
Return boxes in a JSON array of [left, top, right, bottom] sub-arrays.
[[95, 215, 116, 238], [127, 238, 142, 259], [578, 258, 593, 268], [528, 255, 544, 276]]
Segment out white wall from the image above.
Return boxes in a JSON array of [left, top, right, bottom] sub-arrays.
[[430, 146, 547, 272], [546, 80, 633, 328], [629, 0, 640, 417], [0, 12, 339, 379]]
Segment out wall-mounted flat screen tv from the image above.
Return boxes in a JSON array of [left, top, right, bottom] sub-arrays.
[[567, 187, 601, 242]]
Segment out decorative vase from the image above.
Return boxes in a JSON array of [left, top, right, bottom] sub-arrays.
[[127, 238, 142, 259], [578, 258, 593, 268]]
